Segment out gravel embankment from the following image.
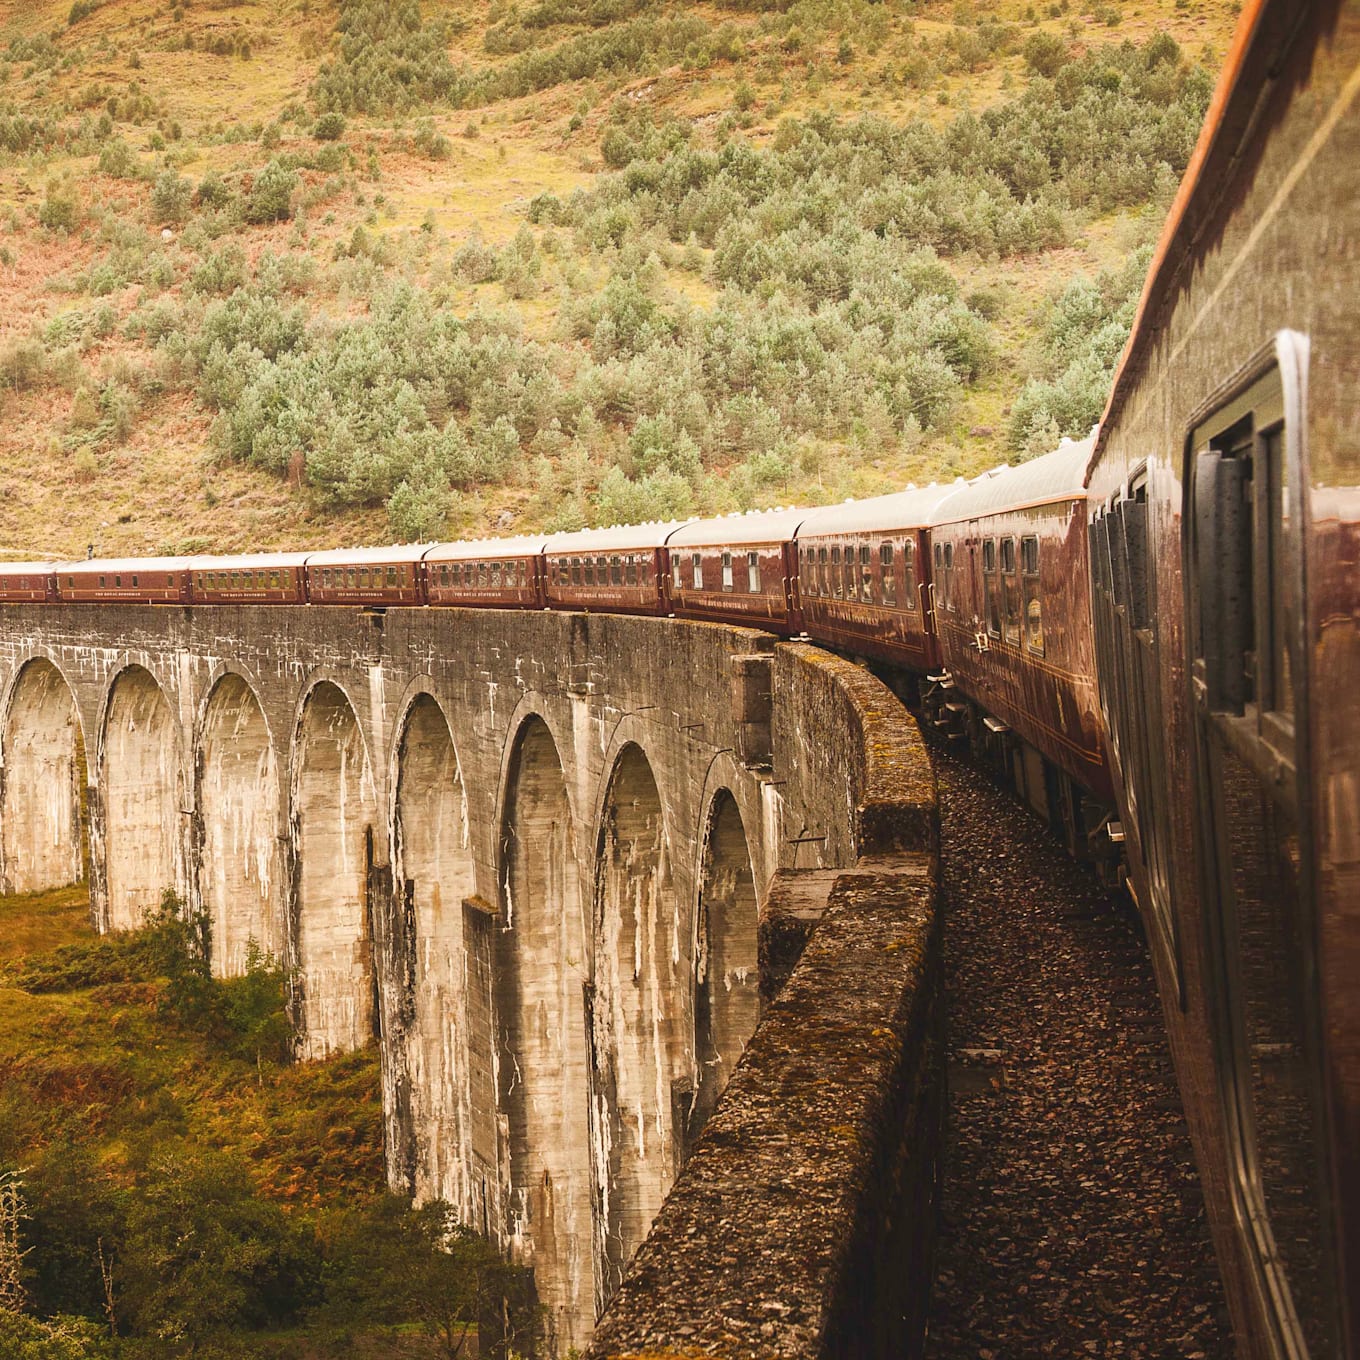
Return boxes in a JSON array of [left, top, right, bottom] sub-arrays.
[[923, 742, 1233, 1359]]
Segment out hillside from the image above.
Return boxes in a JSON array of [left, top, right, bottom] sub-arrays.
[[0, 0, 1241, 560], [0, 885, 498, 1357]]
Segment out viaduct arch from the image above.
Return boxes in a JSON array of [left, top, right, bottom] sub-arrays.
[[0, 606, 874, 1348]]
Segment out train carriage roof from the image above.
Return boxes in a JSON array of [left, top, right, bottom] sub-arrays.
[[0, 561, 57, 575], [303, 545, 431, 567], [794, 484, 960, 540], [930, 436, 1095, 526], [423, 534, 549, 562], [190, 552, 313, 571], [543, 521, 693, 554], [667, 507, 811, 548], [56, 556, 195, 574]]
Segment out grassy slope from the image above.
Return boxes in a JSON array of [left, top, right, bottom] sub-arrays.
[[0, 885, 384, 1208], [0, 0, 1241, 560]]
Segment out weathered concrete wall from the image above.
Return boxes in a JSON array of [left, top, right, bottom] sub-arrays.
[[0, 606, 867, 1351], [587, 645, 942, 1360]]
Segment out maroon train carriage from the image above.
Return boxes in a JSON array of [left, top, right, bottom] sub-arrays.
[[666, 508, 807, 633], [1085, 1, 1360, 1353], [794, 484, 956, 673], [304, 545, 427, 607], [927, 437, 1114, 840], [543, 522, 687, 616], [423, 535, 547, 609], [0, 563, 58, 604], [189, 553, 310, 605], [57, 557, 193, 604]]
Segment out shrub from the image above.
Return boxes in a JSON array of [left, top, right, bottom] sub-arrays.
[[39, 187, 80, 234], [150, 169, 191, 224], [98, 137, 143, 179], [244, 158, 298, 223], [1022, 29, 1069, 76], [312, 110, 346, 140]]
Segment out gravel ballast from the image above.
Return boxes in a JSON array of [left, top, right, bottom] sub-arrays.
[[923, 742, 1233, 1358]]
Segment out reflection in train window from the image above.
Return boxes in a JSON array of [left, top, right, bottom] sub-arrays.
[[903, 540, 916, 609], [844, 544, 856, 599], [818, 546, 828, 595], [1022, 537, 1042, 652], [942, 543, 954, 611], [610, 556, 622, 586], [692, 553, 702, 589], [626, 556, 638, 586], [880, 543, 895, 604], [860, 544, 872, 600], [983, 539, 996, 574], [747, 551, 759, 592], [830, 546, 842, 598], [673, 557, 683, 590], [722, 551, 733, 592]]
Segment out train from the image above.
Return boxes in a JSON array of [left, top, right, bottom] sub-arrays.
[[0, 0, 1354, 1354]]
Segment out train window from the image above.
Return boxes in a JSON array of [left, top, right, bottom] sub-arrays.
[[999, 538, 1015, 574], [673, 557, 683, 590], [747, 551, 759, 592], [516, 561, 525, 587], [844, 543, 856, 599], [67, 577, 74, 588], [692, 553, 702, 589], [131, 575, 139, 587], [610, 556, 622, 586], [360, 568, 372, 588], [942, 543, 953, 612], [271, 571, 280, 588], [722, 552, 733, 592], [567, 558, 578, 585], [490, 562, 502, 588], [1122, 486, 1151, 631], [986, 561, 1001, 639], [586, 558, 597, 585], [386, 566, 397, 587], [627, 556, 638, 586], [982, 539, 996, 574], [817, 546, 828, 595], [903, 541, 916, 609], [1021, 537, 1042, 652], [830, 546, 841, 598], [595, 556, 607, 585], [859, 544, 872, 601], [879, 543, 895, 605], [114, 575, 122, 587]]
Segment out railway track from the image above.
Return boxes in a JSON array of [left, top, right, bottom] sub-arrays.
[[923, 741, 1232, 1358]]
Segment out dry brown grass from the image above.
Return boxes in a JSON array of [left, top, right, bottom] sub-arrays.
[[0, 0, 1243, 555]]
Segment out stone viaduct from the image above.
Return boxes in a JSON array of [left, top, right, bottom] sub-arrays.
[[0, 602, 941, 1356]]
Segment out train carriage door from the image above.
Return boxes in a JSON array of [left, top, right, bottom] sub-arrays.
[[1187, 337, 1338, 1359]]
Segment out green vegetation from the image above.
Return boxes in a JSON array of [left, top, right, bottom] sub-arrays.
[[0, 0, 1240, 557], [0, 888, 500, 1358]]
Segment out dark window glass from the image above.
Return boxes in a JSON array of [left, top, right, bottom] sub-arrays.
[[983, 538, 996, 574], [610, 556, 622, 586], [627, 557, 638, 586], [1021, 535, 1040, 575], [721, 551, 733, 592], [692, 553, 702, 589], [880, 543, 895, 605]]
